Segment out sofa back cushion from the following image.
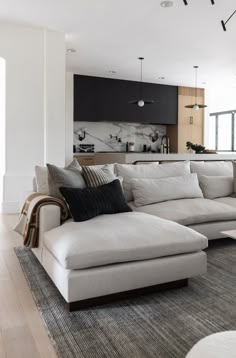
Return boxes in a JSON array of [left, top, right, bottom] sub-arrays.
[[199, 175, 234, 199], [131, 173, 203, 207], [33, 176, 38, 193], [190, 161, 233, 177], [116, 161, 190, 202], [35, 166, 49, 194], [232, 161, 236, 194]]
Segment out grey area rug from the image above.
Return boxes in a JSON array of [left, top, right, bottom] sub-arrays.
[[15, 240, 236, 358]]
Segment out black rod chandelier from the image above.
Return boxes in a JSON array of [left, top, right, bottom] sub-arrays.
[[221, 10, 236, 31], [183, 1, 236, 31], [183, 0, 214, 4]]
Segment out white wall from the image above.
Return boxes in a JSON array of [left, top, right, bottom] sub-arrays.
[[44, 30, 66, 165], [0, 58, 6, 204], [206, 86, 236, 113], [0, 24, 66, 213]]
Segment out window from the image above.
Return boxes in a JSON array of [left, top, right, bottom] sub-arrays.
[[209, 110, 236, 151]]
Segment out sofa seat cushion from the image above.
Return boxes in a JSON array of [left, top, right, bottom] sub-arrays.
[[129, 198, 236, 226], [214, 196, 236, 208], [43, 212, 207, 270]]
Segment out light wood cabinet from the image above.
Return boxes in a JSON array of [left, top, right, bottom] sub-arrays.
[[167, 86, 204, 153], [74, 155, 95, 166]]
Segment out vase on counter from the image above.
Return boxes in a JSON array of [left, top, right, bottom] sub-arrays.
[[128, 142, 135, 152]]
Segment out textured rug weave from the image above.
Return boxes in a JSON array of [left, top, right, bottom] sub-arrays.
[[15, 240, 236, 358]]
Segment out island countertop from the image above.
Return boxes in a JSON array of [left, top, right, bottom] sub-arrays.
[[93, 152, 236, 165]]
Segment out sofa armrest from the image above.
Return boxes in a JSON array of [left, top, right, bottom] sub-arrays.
[[39, 205, 61, 247], [32, 205, 62, 263]]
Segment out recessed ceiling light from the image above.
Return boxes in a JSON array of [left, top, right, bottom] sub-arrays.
[[160, 1, 174, 8], [67, 48, 76, 53], [158, 76, 165, 80]]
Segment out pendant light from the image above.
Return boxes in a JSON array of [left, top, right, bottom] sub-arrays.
[[129, 57, 154, 107], [185, 66, 207, 110]]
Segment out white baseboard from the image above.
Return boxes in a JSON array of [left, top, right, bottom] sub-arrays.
[[0, 201, 20, 214]]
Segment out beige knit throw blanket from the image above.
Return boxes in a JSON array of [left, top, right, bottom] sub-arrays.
[[14, 193, 70, 248]]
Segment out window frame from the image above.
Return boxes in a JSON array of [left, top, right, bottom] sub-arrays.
[[210, 109, 236, 152]]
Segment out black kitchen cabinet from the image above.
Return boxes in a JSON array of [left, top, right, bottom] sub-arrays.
[[74, 74, 178, 124]]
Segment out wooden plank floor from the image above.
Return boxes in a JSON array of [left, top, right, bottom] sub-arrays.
[[0, 215, 57, 358]]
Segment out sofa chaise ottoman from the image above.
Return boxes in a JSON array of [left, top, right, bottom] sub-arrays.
[[33, 208, 208, 311]]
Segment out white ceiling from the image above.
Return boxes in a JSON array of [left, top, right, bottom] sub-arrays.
[[1, 0, 236, 88]]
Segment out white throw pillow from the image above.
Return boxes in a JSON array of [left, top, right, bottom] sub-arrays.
[[190, 161, 233, 177], [199, 175, 234, 199], [131, 174, 203, 207], [116, 161, 190, 202], [35, 166, 49, 194]]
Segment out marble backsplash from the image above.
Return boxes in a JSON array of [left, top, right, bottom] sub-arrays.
[[74, 122, 166, 152]]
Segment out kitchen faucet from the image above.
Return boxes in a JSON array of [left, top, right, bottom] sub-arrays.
[[161, 135, 170, 154]]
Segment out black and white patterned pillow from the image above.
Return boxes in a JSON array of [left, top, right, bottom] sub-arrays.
[[82, 165, 119, 187]]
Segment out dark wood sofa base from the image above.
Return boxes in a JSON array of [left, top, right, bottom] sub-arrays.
[[67, 278, 188, 312]]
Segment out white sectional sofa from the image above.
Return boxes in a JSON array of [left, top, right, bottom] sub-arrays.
[[31, 160, 236, 310]]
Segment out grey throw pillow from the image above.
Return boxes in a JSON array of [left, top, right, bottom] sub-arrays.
[[47, 159, 86, 198]]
